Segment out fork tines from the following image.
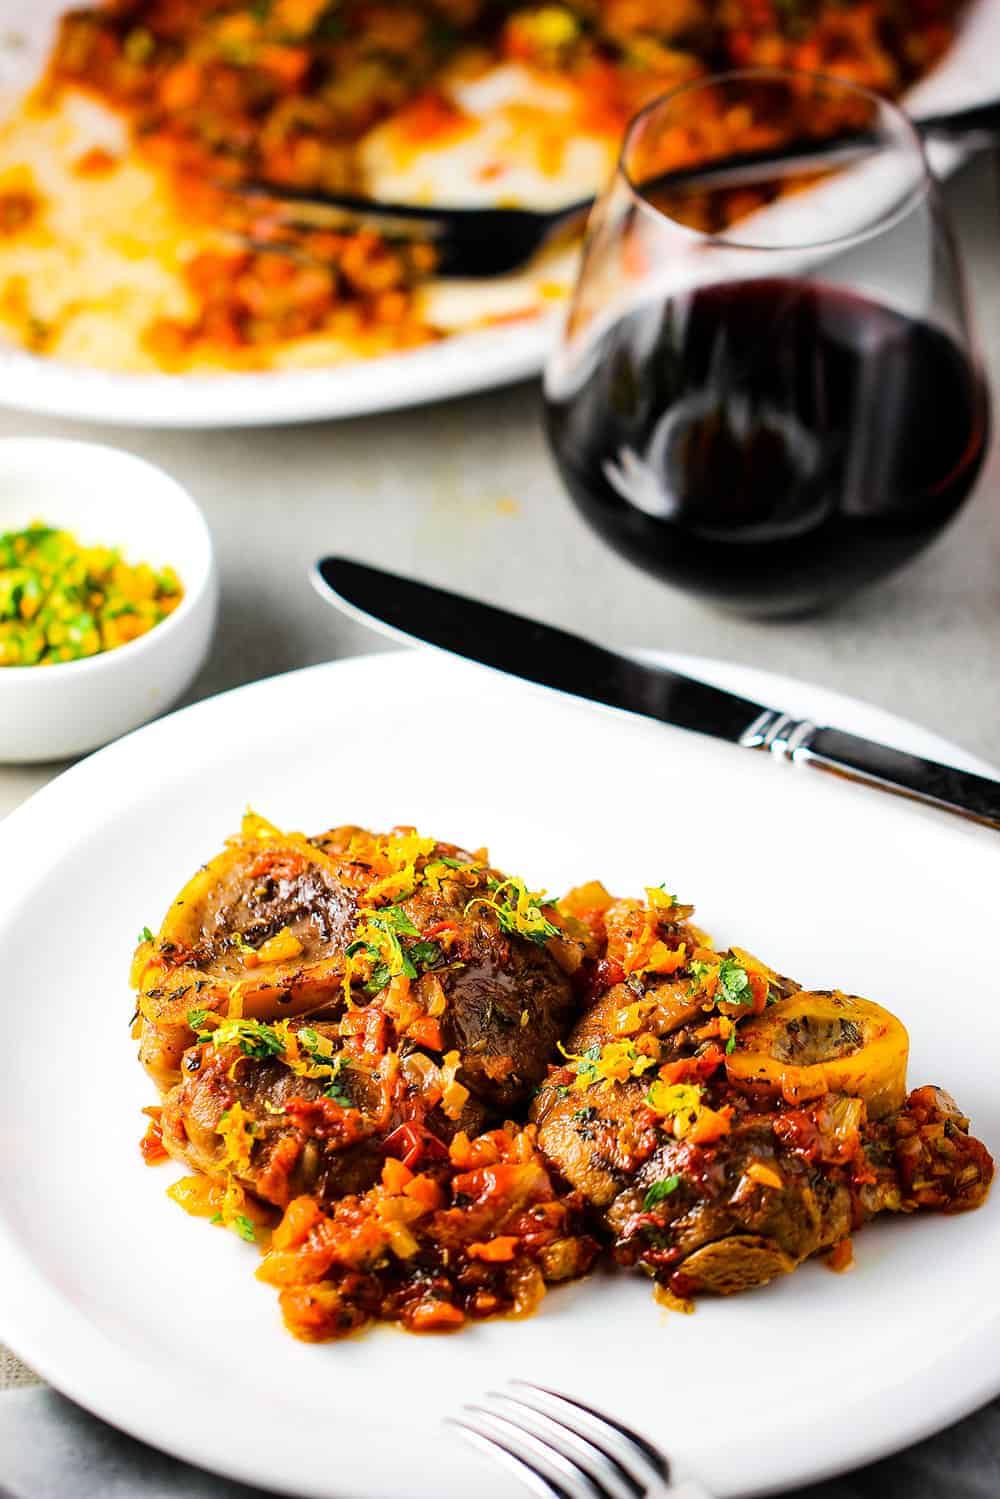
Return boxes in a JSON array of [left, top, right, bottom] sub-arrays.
[[446, 1380, 706, 1499]]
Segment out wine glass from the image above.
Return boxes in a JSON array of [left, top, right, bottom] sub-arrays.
[[544, 68, 990, 617]]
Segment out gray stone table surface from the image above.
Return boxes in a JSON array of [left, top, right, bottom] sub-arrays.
[[1, 154, 999, 1496]]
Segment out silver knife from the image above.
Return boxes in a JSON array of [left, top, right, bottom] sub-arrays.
[[313, 556, 1000, 832]]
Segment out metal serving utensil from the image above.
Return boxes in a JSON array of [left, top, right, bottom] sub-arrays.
[[447, 1379, 712, 1498], [313, 556, 1000, 831], [237, 99, 1000, 277]]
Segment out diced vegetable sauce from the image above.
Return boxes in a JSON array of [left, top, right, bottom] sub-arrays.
[[134, 816, 994, 1342]]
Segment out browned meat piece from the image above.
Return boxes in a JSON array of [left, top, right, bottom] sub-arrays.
[[143, 838, 995, 1332], [134, 814, 358, 1090], [533, 885, 993, 1300], [398, 899, 575, 1113], [135, 819, 579, 1113], [532, 891, 799, 1216], [612, 1085, 995, 1299], [309, 825, 579, 1113], [608, 1109, 857, 1294], [539, 1062, 994, 1302], [532, 1077, 656, 1209], [160, 1018, 490, 1210]]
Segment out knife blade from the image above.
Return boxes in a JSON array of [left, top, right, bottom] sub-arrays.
[[313, 557, 1000, 832]]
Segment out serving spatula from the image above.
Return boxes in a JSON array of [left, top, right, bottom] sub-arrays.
[[313, 556, 1000, 831]]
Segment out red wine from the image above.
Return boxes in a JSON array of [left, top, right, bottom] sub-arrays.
[[545, 278, 988, 616]]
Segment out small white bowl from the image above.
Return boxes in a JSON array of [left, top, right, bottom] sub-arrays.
[[0, 438, 217, 763]]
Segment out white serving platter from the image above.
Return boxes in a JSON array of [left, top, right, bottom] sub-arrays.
[[0, 0, 994, 426], [0, 647, 998, 1497]]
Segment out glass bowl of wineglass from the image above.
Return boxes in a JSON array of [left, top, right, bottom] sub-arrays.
[[544, 68, 990, 618]]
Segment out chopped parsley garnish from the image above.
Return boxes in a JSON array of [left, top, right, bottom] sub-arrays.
[[186, 1010, 354, 1107], [466, 876, 560, 946], [354, 958, 388, 995], [645, 1080, 702, 1118], [193, 1015, 285, 1059], [233, 1214, 257, 1243], [138, 925, 154, 944], [0, 522, 183, 666], [559, 1039, 655, 1091], [348, 912, 415, 991], [645, 884, 675, 907], [296, 1027, 352, 1104], [210, 1210, 257, 1243], [407, 940, 443, 970], [717, 958, 753, 1007], [643, 1176, 680, 1210], [689, 957, 755, 1008], [726, 1028, 738, 1055], [570, 1042, 603, 1087], [375, 904, 420, 936], [572, 1106, 596, 1123], [348, 905, 444, 995]]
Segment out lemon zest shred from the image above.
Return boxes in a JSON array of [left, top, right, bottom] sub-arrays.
[[362, 830, 436, 905], [645, 1080, 702, 1121], [440, 1049, 470, 1120], [465, 876, 559, 946], [645, 885, 676, 911], [252, 926, 303, 965], [216, 1101, 256, 1174], [227, 981, 245, 1020], [559, 1039, 656, 1091]]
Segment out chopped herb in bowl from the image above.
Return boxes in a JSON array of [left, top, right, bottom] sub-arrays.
[[0, 522, 183, 666]]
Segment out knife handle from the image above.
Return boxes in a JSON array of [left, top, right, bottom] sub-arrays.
[[739, 709, 1000, 830]]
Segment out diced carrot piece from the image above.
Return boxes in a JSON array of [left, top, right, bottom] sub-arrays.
[[687, 1106, 733, 1145], [407, 1299, 466, 1331], [407, 1016, 443, 1051], [827, 1238, 854, 1273], [272, 1195, 323, 1251], [258, 45, 310, 84], [645, 941, 688, 975], [749, 972, 770, 1013], [159, 62, 202, 111], [403, 1175, 444, 1212], [467, 1236, 519, 1262], [381, 1157, 414, 1194], [139, 1117, 168, 1165]]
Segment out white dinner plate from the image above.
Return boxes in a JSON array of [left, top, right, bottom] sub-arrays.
[[0, 0, 995, 427], [0, 647, 998, 1499]]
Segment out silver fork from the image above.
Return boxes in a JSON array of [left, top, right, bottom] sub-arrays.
[[446, 1380, 713, 1499], [234, 98, 1000, 278]]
